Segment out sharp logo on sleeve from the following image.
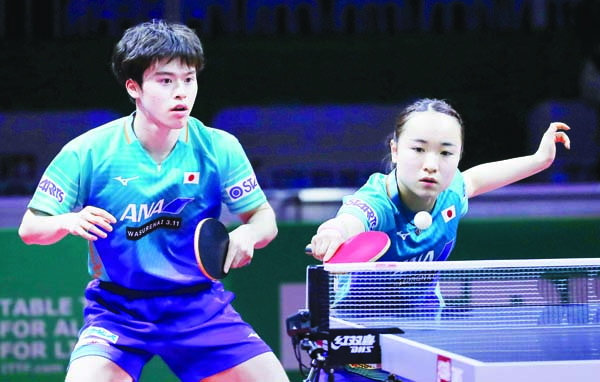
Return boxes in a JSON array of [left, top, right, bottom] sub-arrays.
[[37, 177, 65, 203], [226, 174, 260, 200], [344, 199, 378, 229]]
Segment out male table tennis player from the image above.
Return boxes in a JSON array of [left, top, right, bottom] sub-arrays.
[[18, 19, 289, 382]]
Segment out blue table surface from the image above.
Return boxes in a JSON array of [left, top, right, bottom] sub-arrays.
[[339, 304, 600, 363]]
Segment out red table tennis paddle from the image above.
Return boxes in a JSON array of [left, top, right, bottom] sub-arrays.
[[194, 218, 230, 280], [306, 231, 391, 263]]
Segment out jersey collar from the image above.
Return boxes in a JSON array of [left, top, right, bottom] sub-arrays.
[[386, 169, 425, 222], [386, 169, 402, 209], [122, 112, 190, 144]]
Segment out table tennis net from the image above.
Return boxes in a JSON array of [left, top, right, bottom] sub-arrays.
[[306, 259, 600, 331]]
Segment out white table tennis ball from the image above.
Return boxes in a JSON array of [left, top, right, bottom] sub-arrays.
[[414, 211, 432, 230]]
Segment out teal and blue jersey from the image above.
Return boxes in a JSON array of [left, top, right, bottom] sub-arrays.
[[28, 114, 267, 290], [334, 170, 469, 310], [338, 169, 468, 263]]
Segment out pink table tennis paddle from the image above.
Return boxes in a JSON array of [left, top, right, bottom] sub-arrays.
[[306, 231, 391, 263]]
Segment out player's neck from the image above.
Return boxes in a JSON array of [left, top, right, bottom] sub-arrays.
[[389, 171, 435, 213], [132, 116, 180, 165], [398, 182, 435, 214]]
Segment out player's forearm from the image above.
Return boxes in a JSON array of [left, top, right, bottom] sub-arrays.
[[18, 210, 71, 245], [465, 155, 551, 197], [466, 121, 571, 198], [318, 214, 365, 241], [242, 203, 278, 249], [464, 154, 549, 198]]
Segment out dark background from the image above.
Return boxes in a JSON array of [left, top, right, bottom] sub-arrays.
[[0, 0, 598, 190], [2, 2, 600, 381]]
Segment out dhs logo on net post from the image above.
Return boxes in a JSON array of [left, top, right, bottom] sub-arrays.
[[226, 174, 261, 200], [330, 334, 376, 354], [326, 331, 383, 364]]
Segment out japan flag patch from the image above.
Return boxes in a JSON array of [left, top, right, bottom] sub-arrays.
[[441, 205, 456, 223], [184, 172, 200, 184]]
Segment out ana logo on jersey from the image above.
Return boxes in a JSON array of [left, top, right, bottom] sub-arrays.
[[401, 239, 455, 263], [120, 198, 194, 222], [120, 197, 194, 240]]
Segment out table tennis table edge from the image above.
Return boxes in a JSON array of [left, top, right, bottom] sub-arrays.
[[380, 331, 600, 382]]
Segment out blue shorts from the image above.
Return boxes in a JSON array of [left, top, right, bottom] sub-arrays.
[[70, 279, 272, 381]]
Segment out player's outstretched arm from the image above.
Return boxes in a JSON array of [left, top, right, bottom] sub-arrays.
[[463, 122, 570, 198], [18, 206, 116, 245], [310, 214, 365, 262]]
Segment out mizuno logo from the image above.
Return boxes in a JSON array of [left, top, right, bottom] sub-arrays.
[[113, 176, 140, 186], [397, 231, 410, 240]]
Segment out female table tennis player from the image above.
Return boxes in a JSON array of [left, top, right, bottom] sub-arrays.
[[308, 98, 571, 381]]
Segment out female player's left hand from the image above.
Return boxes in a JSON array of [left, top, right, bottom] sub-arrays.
[[534, 122, 571, 167], [224, 225, 256, 272]]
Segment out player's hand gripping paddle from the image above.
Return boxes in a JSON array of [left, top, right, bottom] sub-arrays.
[[306, 231, 391, 263], [194, 218, 230, 280]]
